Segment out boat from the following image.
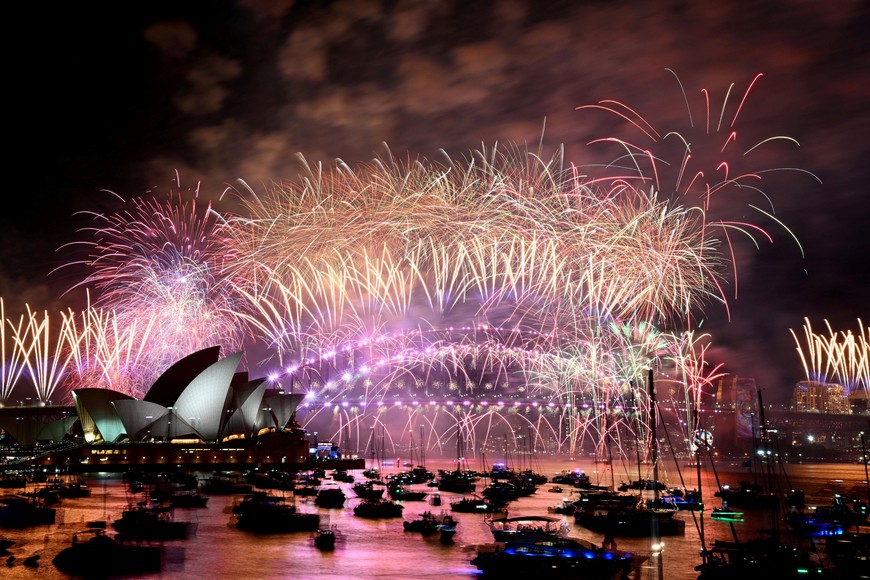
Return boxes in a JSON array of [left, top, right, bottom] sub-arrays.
[[430, 491, 442, 506], [408, 465, 435, 484], [0, 495, 56, 528], [112, 501, 195, 540], [352, 481, 385, 500], [547, 496, 577, 515], [696, 537, 827, 579], [0, 474, 27, 489], [353, 498, 404, 518], [486, 514, 567, 543], [0, 538, 14, 555], [710, 506, 745, 521], [200, 473, 254, 495], [574, 498, 685, 536], [551, 468, 593, 488], [362, 467, 381, 480], [166, 490, 209, 508], [313, 527, 337, 550], [388, 483, 427, 501], [52, 529, 163, 576], [481, 481, 521, 503], [617, 478, 668, 492], [439, 521, 457, 543], [330, 469, 354, 483], [784, 494, 867, 537], [655, 488, 703, 511], [437, 470, 477, 493], [450, 495, 507, 514], [403, 511, 443, 535], [471, 536, 641, 579], [233, 493, 320, 533], [824, 528, 870, 578], [315, 487, 347, 508], [714, 481, 779, 509], [243, 468, 296, 491], [293, 484, 320, 497], [49, 478, 93, 499]]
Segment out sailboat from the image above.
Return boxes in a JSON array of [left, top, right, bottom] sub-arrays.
[[437, 423, 477, 493], [574, 370, 685, 537], [695, 388, 827, 578], [407, 426, 434, 484]]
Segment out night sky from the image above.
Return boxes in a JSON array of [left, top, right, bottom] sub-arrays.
[[3, 1, 868, 405]]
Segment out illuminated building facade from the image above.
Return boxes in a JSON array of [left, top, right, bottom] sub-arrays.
[[793, 380, 850, 414]]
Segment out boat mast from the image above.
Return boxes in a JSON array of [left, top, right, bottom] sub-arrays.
[[862, 427, 870, 505], [648, 369, 663, 580], [420, 425, 425, 469], [756, 388, 780, 540], [648, 369, 660, 505], [694, 403, 707, 568], [456, 421, 462, 473], [630, 382, 643, 483]]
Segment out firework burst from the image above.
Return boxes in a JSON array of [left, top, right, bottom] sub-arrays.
[[62, 188, 250, 385], [791, 318, 869, 392]]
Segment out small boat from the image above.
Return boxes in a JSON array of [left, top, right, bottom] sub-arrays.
[[450, 496, 507, 515], [362, 467, 381, 479], [53, 530, 163, 576], [437, 470, 477, 494], [439, 520, 457, 543], [655, 488, 703, 511], [50, 478, 92, 499], [388, 484, 427, 501], [243, 468, 296, 490], [471, 536, 640, 578], [696, 537, 827, 578], [617, 478, 668, 492], [403, 511, 442, 534], [200, 474, 254, 495], [825, 528, 870, 578], [0, 475, 27, 489], [714, 481, 778, 509], [551, 468, 593, 488], [430, 492, 442, 506], [710, 506, 745, 521], [315, 487, 347, 508], [353, 498, 404, 519], [574, 503, 685, 537], [293, 484, 320, 497], [0, 538, 14, 555], [233, 493, 320, 533], [112, 502, 195, 541], [167, 490, 209, 508], [486, 515, 567, 543], [352, 481, 385, 500], [331, 470, 354, 483], [314, 527, 336, 550], [0, 495, 56, 528]]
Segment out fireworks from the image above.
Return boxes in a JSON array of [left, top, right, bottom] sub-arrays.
[[791, 318, 869, 392], [0, 74, 824, 460], [63, 189, 249, 388], [0, 298, 30, 403]]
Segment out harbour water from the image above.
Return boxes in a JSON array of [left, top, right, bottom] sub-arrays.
[[2, 458, 868, 579]]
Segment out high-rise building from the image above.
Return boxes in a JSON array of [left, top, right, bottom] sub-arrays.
[[715, 375, 757, 439], [793, 380, 850, 414]]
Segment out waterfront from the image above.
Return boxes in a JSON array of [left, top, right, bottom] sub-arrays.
[[2, 458, 868, 579]]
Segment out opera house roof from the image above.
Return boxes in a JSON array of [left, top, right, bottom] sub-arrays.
[[1, 347, 305, 446]]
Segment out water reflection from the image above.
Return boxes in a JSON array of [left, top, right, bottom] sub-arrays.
[[1, 459, 867, 579]]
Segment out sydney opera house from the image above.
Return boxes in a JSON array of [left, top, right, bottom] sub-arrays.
[[0, 347, 325, 472]]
